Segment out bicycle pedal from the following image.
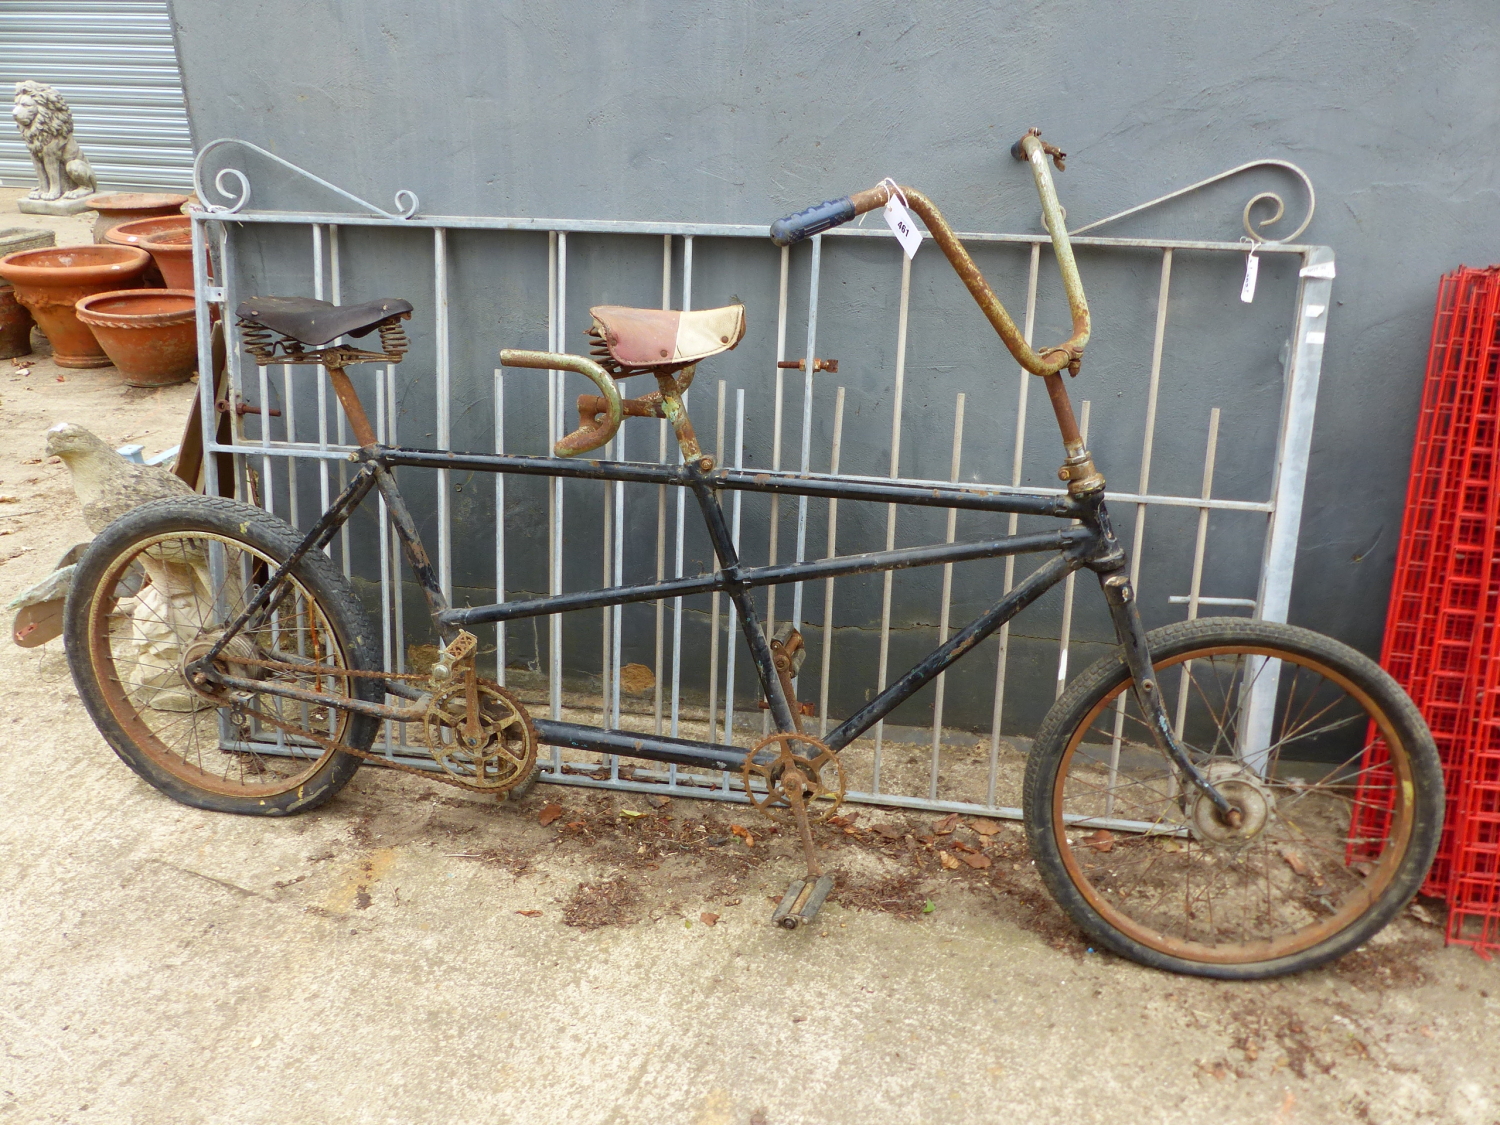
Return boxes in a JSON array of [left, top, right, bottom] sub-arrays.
[[771, 873, 835, 930]]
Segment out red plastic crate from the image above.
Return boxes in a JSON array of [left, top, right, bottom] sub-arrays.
[[1353, 267, 1500, 903]]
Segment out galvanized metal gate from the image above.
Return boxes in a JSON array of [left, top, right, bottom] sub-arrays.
[[188, 140, 1334, 822], [0, 1, 193, 191]]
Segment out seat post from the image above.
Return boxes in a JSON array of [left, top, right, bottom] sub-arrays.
[[325, 365, 379, 448], [655, 367, 711, 469]]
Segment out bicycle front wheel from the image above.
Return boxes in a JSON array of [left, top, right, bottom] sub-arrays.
[[1022, 618, 1442, 979], [65, 496, 381, 815]]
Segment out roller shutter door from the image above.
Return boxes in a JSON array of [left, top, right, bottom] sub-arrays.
[[0, 1, 193, 192]]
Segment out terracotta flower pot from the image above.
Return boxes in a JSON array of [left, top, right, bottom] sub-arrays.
[[85, 192, 191, 243], [141, 228, 198, 291], [75, 289, 198, 387], [0, 245, 151, 368], [0, 282, 36, 359], [105, 215, 190, 287]]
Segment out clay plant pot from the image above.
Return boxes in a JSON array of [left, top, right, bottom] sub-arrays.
[[85, 192, 191, 243], [141, 228, 199, 291], [75, 289, 198, 387], [0, 245, 151, 368], [105, 215, 189, 287], [0, 282, 36, 359]]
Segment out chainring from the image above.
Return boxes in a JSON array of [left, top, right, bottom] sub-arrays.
[[740, 731, 846, 823], [422, 677, 538, 793]]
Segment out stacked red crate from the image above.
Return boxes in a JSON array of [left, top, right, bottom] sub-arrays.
[[1443, 273, 1500, 953], [1352, 267, 1500, 903]]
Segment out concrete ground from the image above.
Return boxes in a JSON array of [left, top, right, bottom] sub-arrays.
[[2, 197, 1499, 1124]]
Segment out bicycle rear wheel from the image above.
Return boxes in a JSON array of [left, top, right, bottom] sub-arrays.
[[65, 496, 380, 815], [1022, 618, 1442, 979]]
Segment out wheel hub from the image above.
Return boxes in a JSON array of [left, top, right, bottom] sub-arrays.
[[1188, 761, 1274, 844]]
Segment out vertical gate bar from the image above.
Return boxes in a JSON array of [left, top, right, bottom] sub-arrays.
[[494, 369, 507, 686], [312, 226, 331, 524], [376, 372, 393, 755], [282, 364, 299, 526], [190, 216, 218, 496], [765, 244, 790, 656], [1055, 399, 1090, 698], [434, 227, 452, 601], [929, 392, 966, 798], [872, 252, 913, 792], [724, 389, 747, 749], [818, 385, 847, 738], [330, 226, 352, 577], [653, 235, 671, 737], [707, 380, 727, 741], [989, 243, 1040, 806], [1244, 247, 1334, 772], [386, 361, 408, 747], [669, 237, 694, 752], [791, 235, 823, 637], [610, 387, 626, 731], [546, 233, 563, 772], [256, 347, 274, 515], [1104, 248, 1174, 813], [1173, 407, 1223, 737], [601, 447, 613, 730]]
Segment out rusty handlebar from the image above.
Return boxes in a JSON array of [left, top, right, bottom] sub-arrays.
[[768, 130, 1090, 379], [498, 349, 624, 457]]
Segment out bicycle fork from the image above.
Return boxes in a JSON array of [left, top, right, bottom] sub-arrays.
[[1098, 568, 1240, 824]]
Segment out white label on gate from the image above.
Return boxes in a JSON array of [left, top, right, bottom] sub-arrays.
[[884, 197, 923, 259], [1240, 250, 1260, 303]]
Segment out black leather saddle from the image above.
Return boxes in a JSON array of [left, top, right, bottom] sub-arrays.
[[235, 296, 413, 347]]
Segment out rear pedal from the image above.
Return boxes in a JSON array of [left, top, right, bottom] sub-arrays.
[[771, 873, 835, 930]]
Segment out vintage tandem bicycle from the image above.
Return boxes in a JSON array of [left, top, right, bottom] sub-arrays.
[[64, 131, 1442, 979]]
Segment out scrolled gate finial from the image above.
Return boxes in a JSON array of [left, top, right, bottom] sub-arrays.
[[192, 138, 421, 220]]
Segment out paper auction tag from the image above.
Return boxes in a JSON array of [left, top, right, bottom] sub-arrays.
[[1240, 242, 1260, 304], [881, 180, 922, 259]]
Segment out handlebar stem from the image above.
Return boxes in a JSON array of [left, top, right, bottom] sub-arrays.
[[850, 177, 1089, 378]]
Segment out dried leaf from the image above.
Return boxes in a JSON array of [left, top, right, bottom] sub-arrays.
[[932, 813, 960, 835], [699, 912, 720, 926], [618, 662, 656, 694], [938, 850, 961, 870], [1408, 902, 1439, 926], [873, 824, 903, 839], [960, 852, 992, 869], [1085, 829, 1115, 853], [950, 840, 977, 854], [619, 809, 647, 818], [1279, 847, 1309, 876], [729, 824, 756, 847], [515, 909, 542, 917], [538, 803, 564, 826], [969, 817, 1002, 836], [648, 796, 671, 809]]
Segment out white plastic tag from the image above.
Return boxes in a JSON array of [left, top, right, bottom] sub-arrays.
[[1299, 261, 1336, 280], [1240, 248, 1260, 304], [884, 196, 922, 259]]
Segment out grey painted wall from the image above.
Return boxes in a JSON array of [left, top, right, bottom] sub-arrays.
[[166, 0, 1500, 731]]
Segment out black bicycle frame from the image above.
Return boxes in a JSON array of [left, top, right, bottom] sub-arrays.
[[209, 439, 1141, 782]]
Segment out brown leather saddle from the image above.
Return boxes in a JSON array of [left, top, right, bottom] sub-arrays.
[[587, 303, 745, 377], [236, 296, 413, 347]]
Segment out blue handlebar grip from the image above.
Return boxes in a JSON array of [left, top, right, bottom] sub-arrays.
[[769, 197, 857, 246]]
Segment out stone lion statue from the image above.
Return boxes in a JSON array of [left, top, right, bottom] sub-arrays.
[[12, 81, 96, 201]]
